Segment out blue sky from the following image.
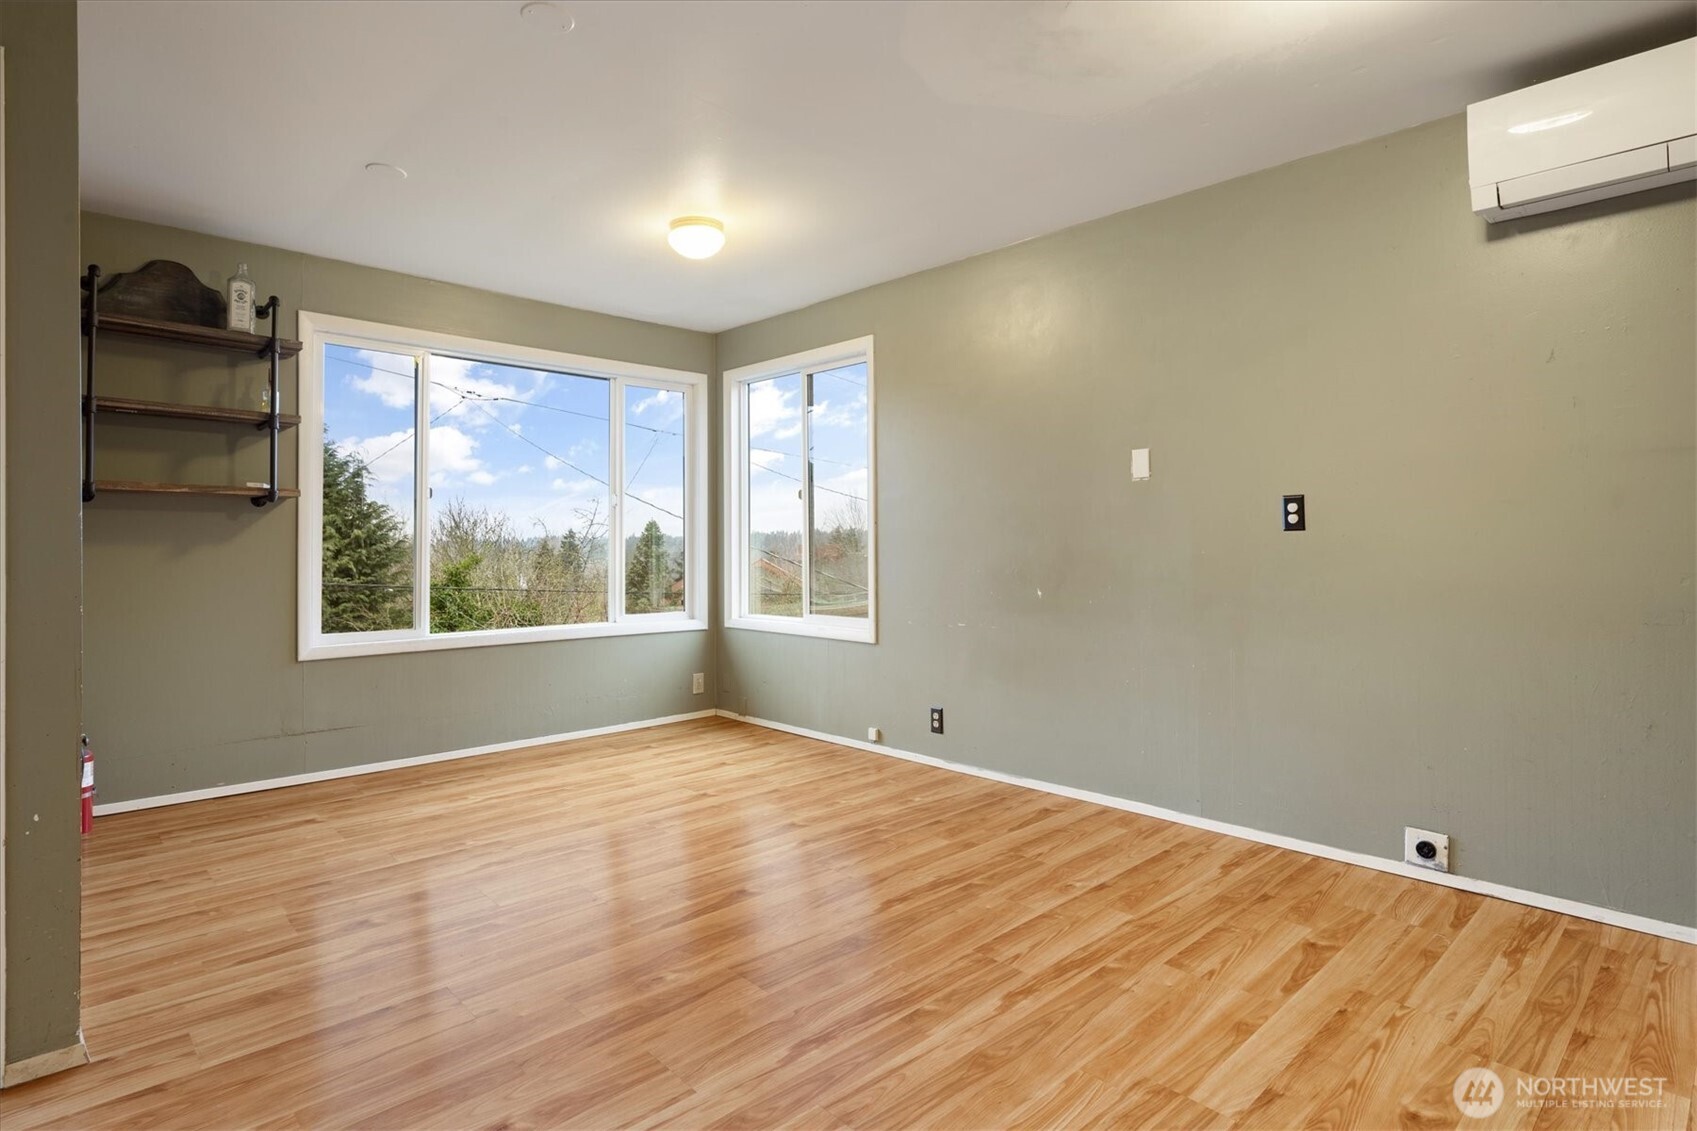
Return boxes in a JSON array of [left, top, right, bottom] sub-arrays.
[[323, 345, 686, 545], [747, 361, 870, 535]]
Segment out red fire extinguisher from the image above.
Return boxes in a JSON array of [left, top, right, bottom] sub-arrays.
[[80, 735, 95, 836]]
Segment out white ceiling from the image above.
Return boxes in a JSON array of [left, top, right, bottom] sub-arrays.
[[80, 0, 1694, 333]]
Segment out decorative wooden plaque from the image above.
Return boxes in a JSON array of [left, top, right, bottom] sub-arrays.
[[97, 260, 227, 327]]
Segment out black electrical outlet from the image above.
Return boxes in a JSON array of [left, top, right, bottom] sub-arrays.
[[930, 707, 944, 735], [1282, 494, 1305, 531]]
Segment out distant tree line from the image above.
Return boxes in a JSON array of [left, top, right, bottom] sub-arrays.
[[320, 438, 685, 634], [747, 497, 869, 618]]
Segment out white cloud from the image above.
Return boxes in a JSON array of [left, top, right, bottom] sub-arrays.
[[548, 476, 602, 496], [334, 430, 414, 515], [347, 357, 414, 408], [424, 425, 486, 487], [811, 391, 867, 431], [748, 380, 801, 440], [424, 356, 553, 435], [429, 356, 520, 406], [344, 352, 522, 425], [821, 468, 868, 501], [342, 355, 645, 531], [338, 430, 413, 484], [632, 388, 684, 425]]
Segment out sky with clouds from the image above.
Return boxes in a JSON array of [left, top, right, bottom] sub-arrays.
[[324, 344, 686, 546], [324, 347, 869, 551], [747, 361, 870, 537]]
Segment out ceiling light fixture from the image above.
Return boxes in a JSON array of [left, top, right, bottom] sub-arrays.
[[519, 2, 575, 33], [364, 161, 408, 180], [667, 216, 725, 259], [1507, 109, 1591, 134]]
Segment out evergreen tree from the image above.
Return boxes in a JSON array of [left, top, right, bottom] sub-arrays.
[[625, 519, 670, 612], [554, 525, 608, 623], [560, 528, 587, 583], [321, 436, 412, 632], [668, 547, 685, 606]]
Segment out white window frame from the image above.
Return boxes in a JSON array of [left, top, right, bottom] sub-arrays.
[[298, 311, 708, 661], [724, 335, 876, 643]]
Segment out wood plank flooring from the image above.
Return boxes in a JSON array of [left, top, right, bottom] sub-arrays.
[[1, 718, 1690, 1129]]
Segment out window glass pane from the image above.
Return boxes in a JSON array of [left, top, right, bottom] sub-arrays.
[[746, 372, 805, 617], [623, 385, 688, 614], [808, 362, 870, 618], [427, 357, 610, 632], [321, 344, 416, 634]]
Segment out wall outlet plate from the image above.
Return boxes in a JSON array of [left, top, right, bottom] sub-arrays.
[[1283, 494, 1306, 531], [930, 707, 944, 735], [692, 672, 705, 695], [867, 727, 882, 743], [1405, 827, 1450, 873]]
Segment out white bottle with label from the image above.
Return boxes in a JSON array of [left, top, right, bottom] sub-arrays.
[[228, 262, 256, 333]]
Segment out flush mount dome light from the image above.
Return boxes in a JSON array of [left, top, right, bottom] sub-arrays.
[[668, 216, 725, 259], [519, 2, 575, 33], [364, 161, 408, 180]]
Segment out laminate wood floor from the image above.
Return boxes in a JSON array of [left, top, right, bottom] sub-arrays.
[[1, 718, 1690, 1130]]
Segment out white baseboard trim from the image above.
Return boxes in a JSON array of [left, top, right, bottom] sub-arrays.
[[717, 709, 1697, 946], [92, 710, 719, 816], [3, 1033, 89, 1088]]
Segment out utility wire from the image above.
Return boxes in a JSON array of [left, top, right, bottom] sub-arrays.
[[329, 355, 858, 466], [750, 552, 802, 585], [328, 356, 862, 509], [325, 353, 685, 436], [626, 428, 664, 493], [343, 393, 466, 476], [751, 462, 867, 504], [756, 546, 870, 595], [750, 446, 859, 470], [330, 373, 684, 522], [483, 387, 682, 437], [462, 399, 685, 522]]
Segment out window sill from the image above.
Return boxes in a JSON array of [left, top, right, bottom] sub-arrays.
[[300, 617, 708, 661], [724, 615, 877, 644]]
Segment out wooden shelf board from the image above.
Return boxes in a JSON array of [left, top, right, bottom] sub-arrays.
[[90, 312, 302, 360], [93, 479, 300, 500], [93, 396, 300, 428]]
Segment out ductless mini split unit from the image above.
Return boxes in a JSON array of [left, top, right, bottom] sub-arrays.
[[1468, 37, 1696, 222]]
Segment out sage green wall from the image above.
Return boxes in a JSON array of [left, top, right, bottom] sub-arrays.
[[2, 0, 83, 1066], [80, 213, 716, 806], [716, 115, 1697, 928]]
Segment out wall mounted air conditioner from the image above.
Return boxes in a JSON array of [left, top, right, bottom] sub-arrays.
[[1468, 38, 1695, 222]]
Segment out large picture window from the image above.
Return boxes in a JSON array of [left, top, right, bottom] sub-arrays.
[[299, 313, 706, 659], [725, 337, 875, 642]]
